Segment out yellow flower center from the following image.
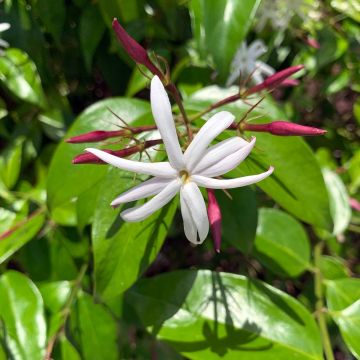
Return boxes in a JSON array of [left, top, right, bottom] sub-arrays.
[[179, 170, 190, 183]]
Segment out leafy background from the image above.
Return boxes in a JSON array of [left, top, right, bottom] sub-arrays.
[[0, 0, 359, 359]]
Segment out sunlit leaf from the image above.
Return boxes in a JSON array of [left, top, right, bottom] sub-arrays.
[[0, 48, 46, 107], [127, 270, 323, 360], [0, 210, 45, 264], [0, 271, 46, 360]]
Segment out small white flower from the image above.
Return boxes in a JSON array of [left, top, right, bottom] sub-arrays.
[[226, 40, 275, 87], [86, 76, 273, 244], [0, 22, 10, 53]]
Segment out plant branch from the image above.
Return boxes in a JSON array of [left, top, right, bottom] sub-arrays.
[[44, 264, 88, 360], [314, 242, 334, 360]]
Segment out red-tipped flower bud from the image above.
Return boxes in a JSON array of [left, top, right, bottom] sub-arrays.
[[66, 130, 128, 143], [242, 121, 327, 136], [280, 79, 300, 87], [350, 198, 360, 212], [246, 65, 304, 95], [112, 18, 163, 78], [72, 139, 163, 164], [207, 189, 222, 253], [305, 37, 320, 49]]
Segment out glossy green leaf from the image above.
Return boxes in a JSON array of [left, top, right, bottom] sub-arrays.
[[72, 293, 118, 360], [38, 281, 72, 314], [127, 270, 323, 360], [0, 137, 24, 189], [217, 187, 257, 254], [92, 166, 178, 302], [254, 208, 311, 277], [326, 278, 360, 312], [190, 0, 261, 82], [326, 279, 360, 358], [319, 256, 349, 280], [0, 271, 46, 360], [47, 98, 151, 212], [0, 48, 46, 107], [0, 210, 45, 264], [79, 4, 106, 70], [35, 0, 65, 43], [322, 169, 351, 235], [185, 87, 332, 230], [59, 336, 81, 360]]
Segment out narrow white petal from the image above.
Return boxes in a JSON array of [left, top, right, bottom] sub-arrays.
[[192, 137, 249, 174], [199, 137, 256, 177], [120, 179, 181, 222], [192, 166, 274, 189], [180, 192, 198, 244], [150, 76, 184, 170], [184, 111, 235, 171], [0, 23, 10, 32], [181, 182, 209, 243], [86, 148, 177, 178], [256, 61, 275, 76], [111, 177, 172, 207], [0, 39, 9, 48]]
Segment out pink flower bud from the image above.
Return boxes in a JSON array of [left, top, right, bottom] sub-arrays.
[[72, 139, 162, 164], [246, 65, 304, 95], [350, 198, 360, 212], [242, 121, 327, 136], [112, 18, 163, 78], [66, 130, 128, 143], [305, 37, 320, 49], [280, 79, 300, 87], [206, 189, 222, 253]]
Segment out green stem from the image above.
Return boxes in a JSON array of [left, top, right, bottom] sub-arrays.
[[314, 242, 334, 360], [44, 264, 88, 360]]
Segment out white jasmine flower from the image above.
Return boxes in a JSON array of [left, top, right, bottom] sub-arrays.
[[86, 76, 273, 244], [226, 40, 275, 87], [0, 23, 10, 53]]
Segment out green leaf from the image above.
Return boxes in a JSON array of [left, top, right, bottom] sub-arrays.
[[0, 271, 46, 360], [0, 137, 24, 189], [190, 0, 261, 82], [71, 293, 118, 360], [254, 208, 311, 277], [35, 0, 66, 44], [38, 281, 72, 314], [79, 4, 106, 70], [322, 169, 351, 235], [326, 279, 360, 358], [59, 336, 81, 360], [319, 256, 349, 280], [0, 210, 45, 264], [92, 166, 178, 303], [127, 270, 323, 360], [185, 87, 332, 230], [47, 98, 151, 212], [331, 0, 360, 22], [326, 278, 360, 312], [217, 187, 257, 254], [0, 48, 46, 107]]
